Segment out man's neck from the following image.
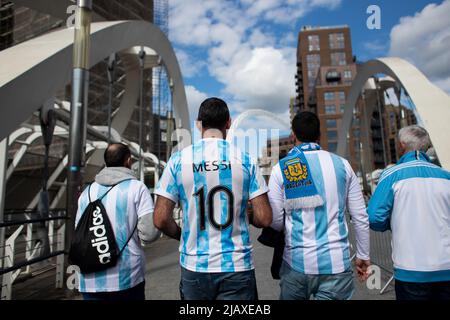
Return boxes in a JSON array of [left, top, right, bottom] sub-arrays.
[[202, 129, 226, 140]]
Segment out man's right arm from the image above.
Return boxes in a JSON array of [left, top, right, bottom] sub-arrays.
[[153, 153, 181, 240], [367, 175, 394, 232], [153, 196, 181, 241], [267, 165, 285, 232]]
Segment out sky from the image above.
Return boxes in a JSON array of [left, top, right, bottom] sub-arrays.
[[167, 0, 450, 150]]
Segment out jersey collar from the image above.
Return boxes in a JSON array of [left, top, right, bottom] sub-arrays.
[[398, 150, 431, 165]]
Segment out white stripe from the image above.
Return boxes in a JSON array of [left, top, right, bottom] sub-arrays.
[[319, 152, 345, 273], [302, 207, 319, 274]]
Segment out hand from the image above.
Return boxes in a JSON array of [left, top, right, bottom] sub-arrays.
[[355, 258, 371, 282]]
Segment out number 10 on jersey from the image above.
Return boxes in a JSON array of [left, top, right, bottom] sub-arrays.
[[194, 185, 234, 231]]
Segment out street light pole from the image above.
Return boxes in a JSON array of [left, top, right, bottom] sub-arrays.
[[66, 0, 92, 251]]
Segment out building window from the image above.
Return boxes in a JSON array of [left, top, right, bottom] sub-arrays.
[[331, 52, 347, 66], [344, 70, 352, 79], [326, 119, 337, 128], [325, 105, 336, 114], [340, 105, 345, 113], [306, 54, 321, 84], [324, 92, 335, 101], [353, 129, 360, 138], [329, 33, 345, 49], [308, 35, 320, 51], [327, 130, 338, 141], [338, 91, 346, 101], [328, 142, 338, 153]]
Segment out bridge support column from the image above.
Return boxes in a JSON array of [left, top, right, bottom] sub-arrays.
[[66, 0, 92, 269]]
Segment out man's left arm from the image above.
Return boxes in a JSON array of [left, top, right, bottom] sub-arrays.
[[345, 163, 371, 280], [136, 185, 161, 245]]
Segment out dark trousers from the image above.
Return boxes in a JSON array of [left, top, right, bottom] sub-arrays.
[[180, 267, 258, 300], [82, 281, 145, 301], [395, 280, 450, 300]]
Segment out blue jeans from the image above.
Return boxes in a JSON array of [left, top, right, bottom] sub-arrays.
[[395, 280, 450, 300], [180, 267, 258, 300], [279, 261, 354, 300], [82, 281, 145, 300]]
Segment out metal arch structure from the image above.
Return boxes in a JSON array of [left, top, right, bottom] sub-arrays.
[[227, 109, 291, 142], [0, 20, 191, 145], [337, 57, 450, 170]]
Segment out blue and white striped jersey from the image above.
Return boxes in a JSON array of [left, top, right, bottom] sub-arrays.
[[75, 179, 153, 292], [269, 148, 370, 275], [368, 151, 450, 283], [155, 138, 268, 273]]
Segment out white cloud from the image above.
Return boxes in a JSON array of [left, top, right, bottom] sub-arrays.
[[175, 49, 206, 78], [169, 0, 342, 123], [216, 47, 296, 113], [185, 85, 208, 119], [389, 0, 450, 93]]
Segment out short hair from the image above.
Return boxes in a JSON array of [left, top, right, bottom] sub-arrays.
[[197, 97, 230, 130], [104, 143, 131, 167], [292, 111, 321, 143], [398, 125, 431, 152]]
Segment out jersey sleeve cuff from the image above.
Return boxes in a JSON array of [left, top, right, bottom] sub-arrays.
[[154, 190, 178, 203], [249, 187, 269, 201]]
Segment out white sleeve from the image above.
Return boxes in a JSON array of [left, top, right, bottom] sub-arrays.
[[154, 153, 179, 203], [268, 164, 285, 232], [136, 183, 161, 244], [345, 162, 370, 260]]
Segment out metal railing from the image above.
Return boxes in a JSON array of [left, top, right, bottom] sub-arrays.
[[0, 210, 67, 300], [347, 217, 394, 295]]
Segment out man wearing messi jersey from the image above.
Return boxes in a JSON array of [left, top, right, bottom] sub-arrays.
[[154, 98, 272, 300], [268, 112, 371, 300]]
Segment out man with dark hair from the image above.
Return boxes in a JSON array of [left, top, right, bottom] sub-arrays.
[[154, 97, 272, 300], [267, 111, 371, 300], [75, 143, 160, 300]]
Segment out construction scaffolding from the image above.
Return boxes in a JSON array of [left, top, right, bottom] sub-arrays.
[[152, 0, 172, 159]]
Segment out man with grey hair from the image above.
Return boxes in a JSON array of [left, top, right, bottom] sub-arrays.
[[368, 125, 450, 300]]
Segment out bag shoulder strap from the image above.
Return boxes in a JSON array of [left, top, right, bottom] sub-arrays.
[[118, 222, 138, 257], [89, 179, 134, 203]]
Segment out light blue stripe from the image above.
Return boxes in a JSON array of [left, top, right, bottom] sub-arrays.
[[240, 152, 252, 269], [331, 154, 351, 271], [94, 184, 109, 291], [116, 180, 131, 290], [218, 141, 235, 272], [193, 141, 209, 272], [307, 154, 333, 274], [395, 268, 450, 283], [291, 209, 305, 272]]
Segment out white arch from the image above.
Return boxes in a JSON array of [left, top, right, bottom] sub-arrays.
[[227, 109, 290, 142], [0, 20, 190, 143], [337, 58, 450, 170]]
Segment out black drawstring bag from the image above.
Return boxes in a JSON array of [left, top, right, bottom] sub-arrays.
[[257, 227, 285, 280], [69, 182, 136, 274], [257, 210, 286, 280]]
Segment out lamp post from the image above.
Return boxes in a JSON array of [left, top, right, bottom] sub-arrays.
[[66, 0, 92, 252]]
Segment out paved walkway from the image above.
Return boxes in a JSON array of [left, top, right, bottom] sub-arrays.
[[144, 227, 396, 300]]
